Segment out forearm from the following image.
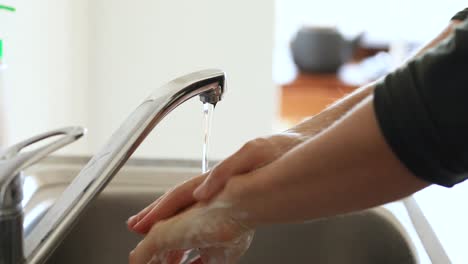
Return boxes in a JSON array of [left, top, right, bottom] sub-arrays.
[[285, 81, 375, 138], [230, 22, 459, 226], [226, 96, 429, 227]]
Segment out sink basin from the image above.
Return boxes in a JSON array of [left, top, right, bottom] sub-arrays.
[[23, 156, 427, 264], [243, 210, 415, 263]]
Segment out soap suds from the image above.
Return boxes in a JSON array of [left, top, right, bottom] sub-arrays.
[[148, 201, 254, 263]]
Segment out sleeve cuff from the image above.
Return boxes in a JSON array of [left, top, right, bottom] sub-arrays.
[[373, 72, 462, 188]]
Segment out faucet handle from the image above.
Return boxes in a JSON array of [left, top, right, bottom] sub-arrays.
[[0, 126, 85, 193]]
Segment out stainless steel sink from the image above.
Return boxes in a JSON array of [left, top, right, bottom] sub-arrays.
[[243, 210, 415, 263], [23, 156, 430, 264]]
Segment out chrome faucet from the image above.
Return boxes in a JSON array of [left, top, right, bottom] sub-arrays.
[[0, 127, 86, 264], [0, 69, 226, 264]]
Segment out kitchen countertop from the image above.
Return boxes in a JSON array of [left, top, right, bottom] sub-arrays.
[[279, 73, 357, 125]]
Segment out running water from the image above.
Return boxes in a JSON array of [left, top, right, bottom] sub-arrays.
[[179, 103, 216, 264], [202, 103, 215, 173]]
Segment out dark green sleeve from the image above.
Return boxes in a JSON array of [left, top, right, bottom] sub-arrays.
[[452, 8, 468, 21], [373, 20, 468, 187]]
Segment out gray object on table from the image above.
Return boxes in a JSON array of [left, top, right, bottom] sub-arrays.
[[291, 26, 362, 73]]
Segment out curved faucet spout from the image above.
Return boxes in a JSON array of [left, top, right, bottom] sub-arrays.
[[24, 69, 226, 264]]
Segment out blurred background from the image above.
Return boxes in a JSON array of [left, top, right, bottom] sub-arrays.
[[2, 1, 468, 261], [0, 0, 275, 160], [0, 0, 466, 160]]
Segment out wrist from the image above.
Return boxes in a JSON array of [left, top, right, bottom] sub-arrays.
[[218, 165, 281, 229]]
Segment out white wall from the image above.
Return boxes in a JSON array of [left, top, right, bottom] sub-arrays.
[[2, 0, 275, 160], [2, 0, 91, 154], [87, 0, 275, 160], [273, 0, 468, 84], [275, 0, 467, 43]]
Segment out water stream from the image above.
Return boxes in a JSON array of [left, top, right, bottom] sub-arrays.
[[180, 103, 216, 264], [202, 103, 215, 173]]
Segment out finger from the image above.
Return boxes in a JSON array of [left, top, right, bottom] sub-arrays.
[[189, 257, 203, 264], [130, 236, 161, 264], [132, 174, 207, 234], [165, 250, 184, 264], [128, 186, 183, 231], [200, 248, 228, 264], [146, 254, 162, 264], [130, 172, 208, 228], [127, 194, 165, 230], [199, 247, 245, 264], [178, 250, 200, 264], [194, 141, 269, 200], [131, 219, 192, 264], [140, 250, 182, 264], [146, 256, 160, 264]]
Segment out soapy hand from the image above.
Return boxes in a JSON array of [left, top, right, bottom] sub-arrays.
[[128, 200, 254, 264], [127, 133, 303, 263], [127, 174, 208, 234], [127, 133, 302, 234]]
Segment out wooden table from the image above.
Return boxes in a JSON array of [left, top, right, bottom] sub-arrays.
[[280, 73, 358, 125]]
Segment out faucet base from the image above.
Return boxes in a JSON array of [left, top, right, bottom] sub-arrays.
[[0, 210, 25, 264]]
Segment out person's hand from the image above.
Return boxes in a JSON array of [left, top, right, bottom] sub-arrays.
[[128, 193, 255, 264], [127, 174, 207, 234], [193, 133, 303, 200], [127, 133, 303, 234]]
